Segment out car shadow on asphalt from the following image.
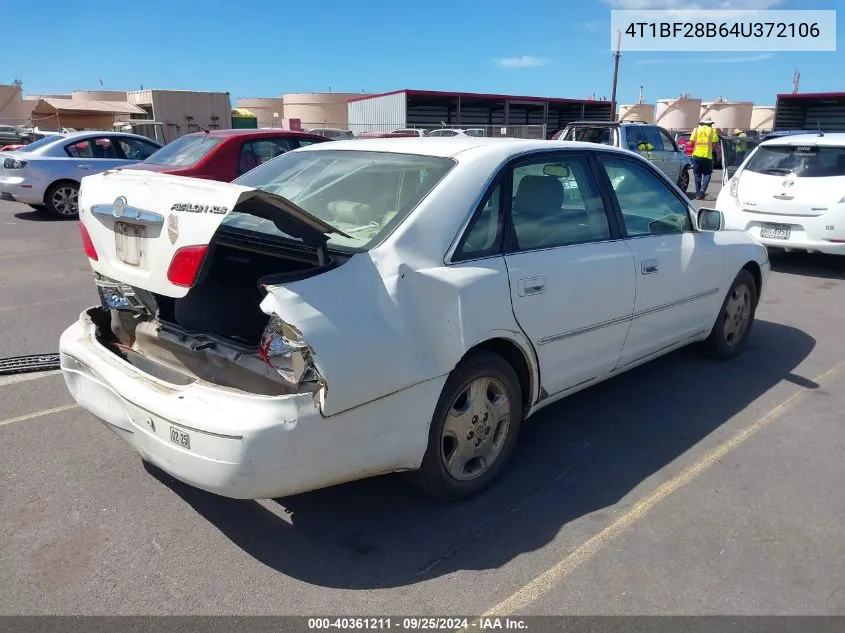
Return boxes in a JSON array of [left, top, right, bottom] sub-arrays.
[[767, 250, 845, 281], [146, 319, 815, 589], [13, 210, 71, 222]]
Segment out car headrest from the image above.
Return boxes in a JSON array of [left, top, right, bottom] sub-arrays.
[[514, 175, 564, 215]]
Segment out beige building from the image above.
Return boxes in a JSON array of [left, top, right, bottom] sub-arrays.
[[236, 93, 370, 130], [127, 89, 233, 142], [282, 93, 364, 129], [236, 98, 286, 127], [0, 83, 36, 126]]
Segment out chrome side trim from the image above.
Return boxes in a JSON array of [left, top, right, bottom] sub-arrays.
[[631, 288, 720, 320], [538, 313, 632, 345], [91, 203, 165, 227], [536, 288, 720, 346]]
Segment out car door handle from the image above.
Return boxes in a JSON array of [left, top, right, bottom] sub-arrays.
[[641, 259, 659, 274], [518, 276, 546, 296], [77, 165, 91, 170]]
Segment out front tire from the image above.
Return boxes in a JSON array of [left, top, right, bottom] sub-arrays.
[[677, 168, 690, 192], [412, 351, 523, 501], [702, 269, 758, 359], [44, 181, 79, 219]]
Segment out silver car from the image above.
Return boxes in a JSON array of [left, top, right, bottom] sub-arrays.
[[0, 131, 162, 218]]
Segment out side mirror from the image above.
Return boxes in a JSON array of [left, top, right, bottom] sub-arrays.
[[697, 207, 724, 231]]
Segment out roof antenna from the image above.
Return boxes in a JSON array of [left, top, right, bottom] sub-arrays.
[[817, 120, 824, 137]]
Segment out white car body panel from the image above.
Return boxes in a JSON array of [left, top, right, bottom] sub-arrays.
[[61, 137, 770, 499], [504, 241, 635, 394], [716, 133, 845, 255]]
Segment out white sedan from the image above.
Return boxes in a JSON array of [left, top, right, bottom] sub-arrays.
[[60, 137, 769, 501]]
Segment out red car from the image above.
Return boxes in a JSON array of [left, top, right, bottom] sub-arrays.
[[121, 129, 330, 181]]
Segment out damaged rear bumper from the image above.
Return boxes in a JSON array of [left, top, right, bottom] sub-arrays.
[[59, 309, 442, 499]]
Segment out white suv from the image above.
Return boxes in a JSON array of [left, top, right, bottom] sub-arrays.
[[716, 133, 845, 255]]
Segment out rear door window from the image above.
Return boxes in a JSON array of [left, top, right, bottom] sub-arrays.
[[236, 138, 297, 175], [65, 137, 117, 158], [744, 144, 845, 177]]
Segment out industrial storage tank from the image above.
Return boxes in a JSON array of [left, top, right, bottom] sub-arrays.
[[618, 103, 655, 123], [750, 105, 775, 132], [237, 98, 286, 128], [655, 96, 702, 131], [699, 98, 753, 131], [282, 93, 368, 130]]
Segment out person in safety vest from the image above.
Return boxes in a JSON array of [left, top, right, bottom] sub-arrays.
[[734, 128, 748, 162], [637, 140, 654, 151], [689, 118, 719, 200]]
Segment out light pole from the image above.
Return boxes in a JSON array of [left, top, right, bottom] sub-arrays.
[[610, 30, 622, 121]]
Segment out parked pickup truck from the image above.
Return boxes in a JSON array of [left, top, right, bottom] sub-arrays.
[[555, 121, 692, 193]]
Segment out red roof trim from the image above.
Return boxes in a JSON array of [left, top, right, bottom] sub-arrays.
[[776, 92, 845, 100], [346, 89, 610, 105], [347, 90, 407, 103]]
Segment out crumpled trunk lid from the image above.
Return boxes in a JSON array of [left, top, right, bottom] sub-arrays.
[[79, 169, 340, 298]]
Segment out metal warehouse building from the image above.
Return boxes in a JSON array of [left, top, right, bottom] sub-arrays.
[[347, 89, 612, 138], [774, 92, 845, 132]]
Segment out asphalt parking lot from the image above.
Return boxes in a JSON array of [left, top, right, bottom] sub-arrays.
[[2, 176, 845, 616]]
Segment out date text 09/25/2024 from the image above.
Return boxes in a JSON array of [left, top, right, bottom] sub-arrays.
[[307, 618, 528, 630]]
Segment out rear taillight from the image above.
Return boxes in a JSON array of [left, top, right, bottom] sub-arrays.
[[167, 245, 208, 287], [2, 158, 26, 169], [79, 223, 98, 261]]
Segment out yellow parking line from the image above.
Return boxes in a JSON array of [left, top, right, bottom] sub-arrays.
[[473, 360, 845, 620], [0, 403, 80, 428]]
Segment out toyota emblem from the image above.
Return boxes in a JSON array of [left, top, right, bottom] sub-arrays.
[[113, 196, 127, 217], [782, 179, 794, 188]]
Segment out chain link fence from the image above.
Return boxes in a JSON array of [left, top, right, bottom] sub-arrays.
[[347, 123, 548, 138]]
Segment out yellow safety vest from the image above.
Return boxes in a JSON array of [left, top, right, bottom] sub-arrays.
[[690, 126, 719, 160], [637, 141, 654, 151], [736, 132, 747, 152]]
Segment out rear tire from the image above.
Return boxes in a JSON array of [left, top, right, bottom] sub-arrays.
[[702, 269, 758, 359], [44, 181, 79, 219], [411, 351, 523, 501]]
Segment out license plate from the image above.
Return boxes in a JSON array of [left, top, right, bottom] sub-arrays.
[[169, 426, 191, 450], [760, 223, 790, 240], [114, 222, 146, 266]]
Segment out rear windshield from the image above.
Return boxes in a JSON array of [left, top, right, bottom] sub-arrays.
[[16, 136, 62, 152], [142, 135, 223, 166], [563, 126, 614, 145], [229, 149, 455, 249], [744, 144, 845, 178]]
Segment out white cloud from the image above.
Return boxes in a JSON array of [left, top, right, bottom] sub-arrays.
[[584, 20, 608, 32], [493, 55, 549, 68], [635, 52, 775, 63], [601, 0, 786, 8]]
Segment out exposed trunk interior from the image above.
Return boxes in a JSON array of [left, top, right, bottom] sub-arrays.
[[95, 223, 347, 395], [158, 227, 340, 346]]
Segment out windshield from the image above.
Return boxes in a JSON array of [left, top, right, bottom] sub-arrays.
[[142, 135, 223, 166], [16, 136, 62, 152], [230, 149, 455, 249], [744, 144, 845, 178]]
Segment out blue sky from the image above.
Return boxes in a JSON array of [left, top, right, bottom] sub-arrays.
[[5, 0, 842, 106]]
